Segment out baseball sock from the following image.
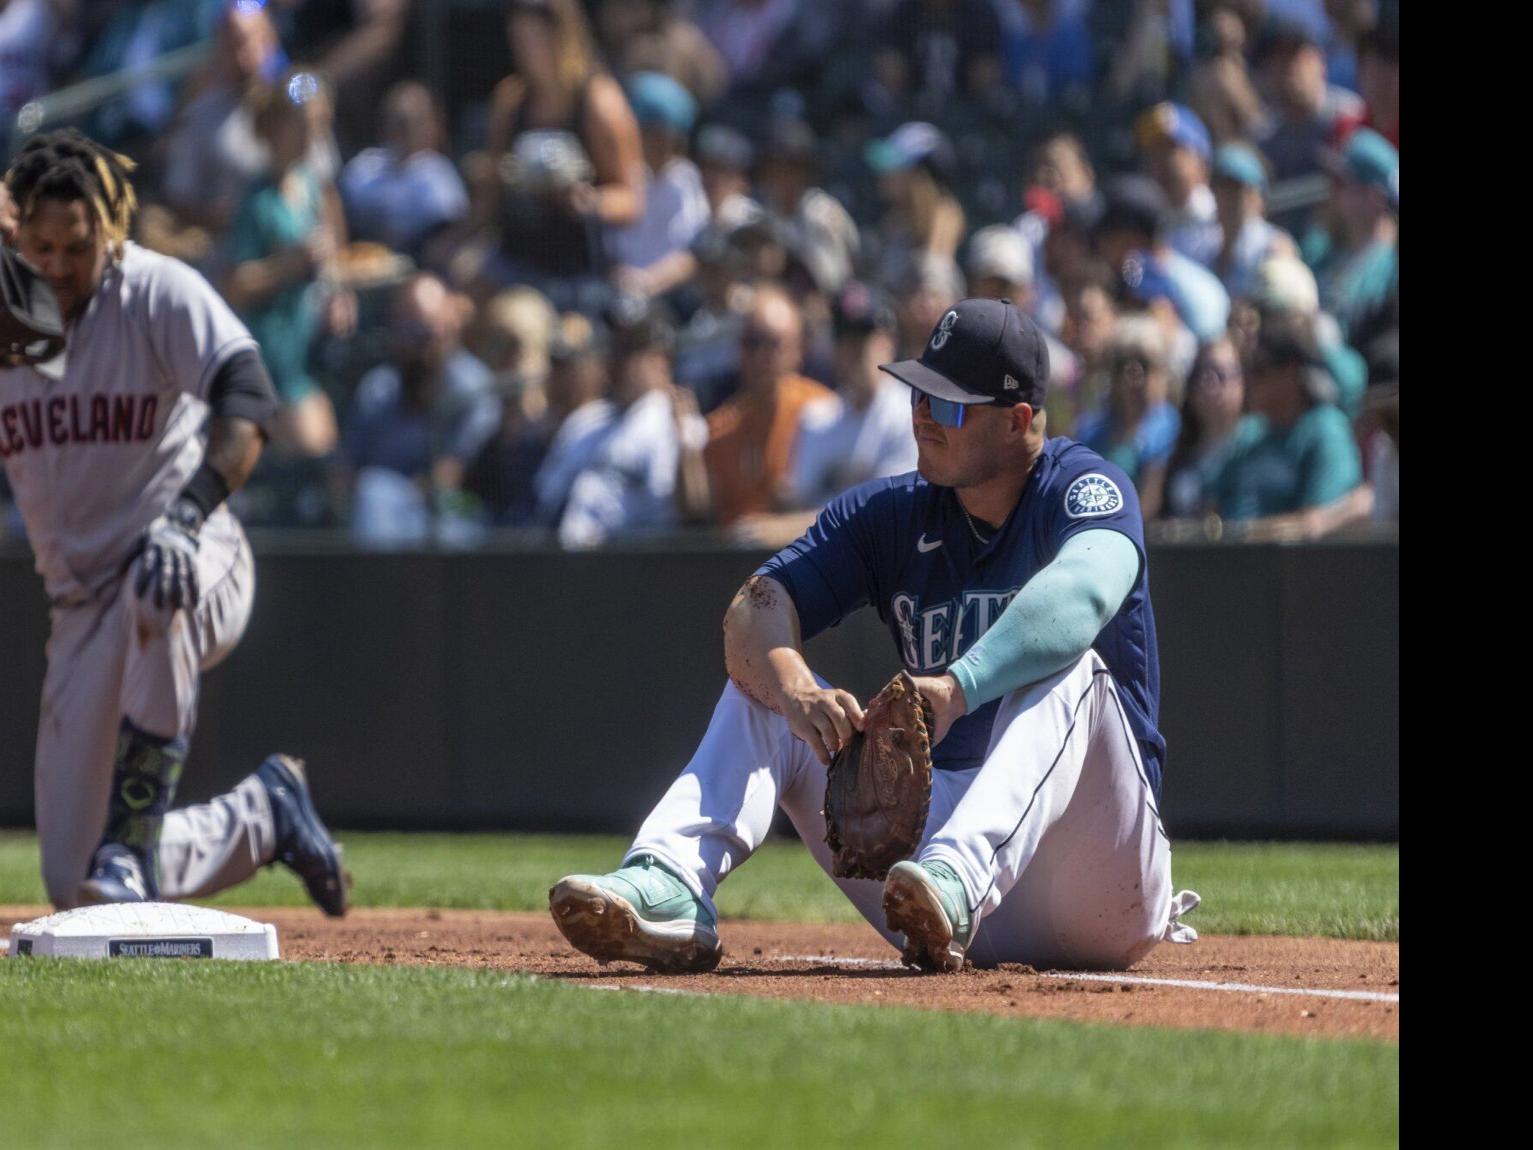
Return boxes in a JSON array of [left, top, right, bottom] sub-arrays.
[[95, 719, 189, 898]]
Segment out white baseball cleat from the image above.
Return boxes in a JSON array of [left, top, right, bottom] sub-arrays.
[[882, 859, 975, 973], [549, 855, 723, 974]]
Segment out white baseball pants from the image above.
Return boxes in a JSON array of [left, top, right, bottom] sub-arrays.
[[628, 650, 1197, 970], [34, 509, 276, 908]]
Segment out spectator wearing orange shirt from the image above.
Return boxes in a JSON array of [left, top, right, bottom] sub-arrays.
[[703, 285, 832, 535]]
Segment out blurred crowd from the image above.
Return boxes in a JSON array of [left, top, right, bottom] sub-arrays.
[[1, 0, 1399, 548]]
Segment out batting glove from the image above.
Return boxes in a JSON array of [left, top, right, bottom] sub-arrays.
[[134, 499, 203, 613]]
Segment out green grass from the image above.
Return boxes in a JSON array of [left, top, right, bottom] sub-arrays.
[[1170, 842, 1399, 942], [0, 959, 1398, 1149], [0, 832, 1399, 941], [0, 834, 1398, 1146]]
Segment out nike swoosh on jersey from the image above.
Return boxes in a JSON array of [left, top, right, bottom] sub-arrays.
[[917, 534, 943, 553]]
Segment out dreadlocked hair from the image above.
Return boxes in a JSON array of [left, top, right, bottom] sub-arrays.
[[3, 129, 139, 255]]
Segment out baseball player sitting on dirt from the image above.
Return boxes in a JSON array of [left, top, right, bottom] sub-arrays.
[[551, 297, 1197, 972], [0, 129, 347, 915]]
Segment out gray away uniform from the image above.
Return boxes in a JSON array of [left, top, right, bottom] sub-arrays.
[[1, 242, 276, 908]]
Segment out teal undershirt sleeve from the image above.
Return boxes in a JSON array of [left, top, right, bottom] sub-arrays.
[[946, 529, 1141, 711]]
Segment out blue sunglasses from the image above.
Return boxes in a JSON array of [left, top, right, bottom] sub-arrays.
[[910, 388, 967, 428]]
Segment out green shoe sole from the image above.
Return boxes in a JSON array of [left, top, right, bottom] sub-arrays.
[[549, 877, 723, 974]]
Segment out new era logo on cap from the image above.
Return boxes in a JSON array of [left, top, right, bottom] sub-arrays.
[[881, 297, 1050, 410]]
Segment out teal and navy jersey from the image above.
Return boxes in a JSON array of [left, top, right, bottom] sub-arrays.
[[757, 436, 1165, 797]]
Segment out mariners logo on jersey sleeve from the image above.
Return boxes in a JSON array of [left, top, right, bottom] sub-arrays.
[[1064, 473, 1124, 519]]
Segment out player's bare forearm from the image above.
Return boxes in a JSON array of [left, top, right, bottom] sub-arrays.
[[722, 575, 811, 710], [204, 416, 264, 495], [723, 575, 865, 765]]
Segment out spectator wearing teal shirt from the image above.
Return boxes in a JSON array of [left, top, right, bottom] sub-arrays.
[[1247, 253, 1367, 418], [1213, 316, 1363, 531], [222, 73, 352, 458], [1302, 129, 1399, 341], [1075, 315, 1180, 519]]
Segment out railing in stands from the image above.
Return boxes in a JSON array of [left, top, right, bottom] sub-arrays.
[[9, 42, 212, 151]]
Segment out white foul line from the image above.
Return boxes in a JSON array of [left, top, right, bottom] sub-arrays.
[[778, 954, 1400, 1004], [781, 953, 901, 969], [586, 982, 697, 997], [1032, 970, 1398, 1004]]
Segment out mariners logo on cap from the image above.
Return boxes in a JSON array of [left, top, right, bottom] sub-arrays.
[[1065, 473, 1123, 519], [929, 310, 958, 350]]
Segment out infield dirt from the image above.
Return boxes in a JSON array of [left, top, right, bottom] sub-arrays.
[[2, 906, 1398, 1041]]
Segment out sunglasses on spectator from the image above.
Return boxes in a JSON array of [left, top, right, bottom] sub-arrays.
[[909, 388, 967, 428], [1111, 354, 1152, 376]]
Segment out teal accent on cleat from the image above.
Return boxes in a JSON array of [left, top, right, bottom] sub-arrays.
[[882, 859, 975, 972], [549, 855, 722, 973]]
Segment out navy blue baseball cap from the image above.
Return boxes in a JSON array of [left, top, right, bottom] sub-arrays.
[[879, 297, 1049, 409]]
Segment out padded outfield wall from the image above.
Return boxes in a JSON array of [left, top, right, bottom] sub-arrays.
[[0, 540, 1398, 839]]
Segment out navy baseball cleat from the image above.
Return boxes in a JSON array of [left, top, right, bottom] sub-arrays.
[[256, 755, 350, 917], [78, 843, 154, 905]]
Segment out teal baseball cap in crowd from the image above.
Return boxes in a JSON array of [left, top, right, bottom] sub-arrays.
[[1329, 128, 1399, 204], [1213, 143, 1269, 193], [626, 71, 697, 135], [865, 122, 955, 180]]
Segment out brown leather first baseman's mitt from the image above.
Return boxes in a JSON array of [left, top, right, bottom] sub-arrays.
[[824, 671, 934, 880]]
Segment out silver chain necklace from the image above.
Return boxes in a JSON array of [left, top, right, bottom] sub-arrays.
[[958, 501, 993, 545]]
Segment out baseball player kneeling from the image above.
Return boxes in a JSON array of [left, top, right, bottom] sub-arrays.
[[1, 130, 347, 915], [551, 297, 1197, 972]]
